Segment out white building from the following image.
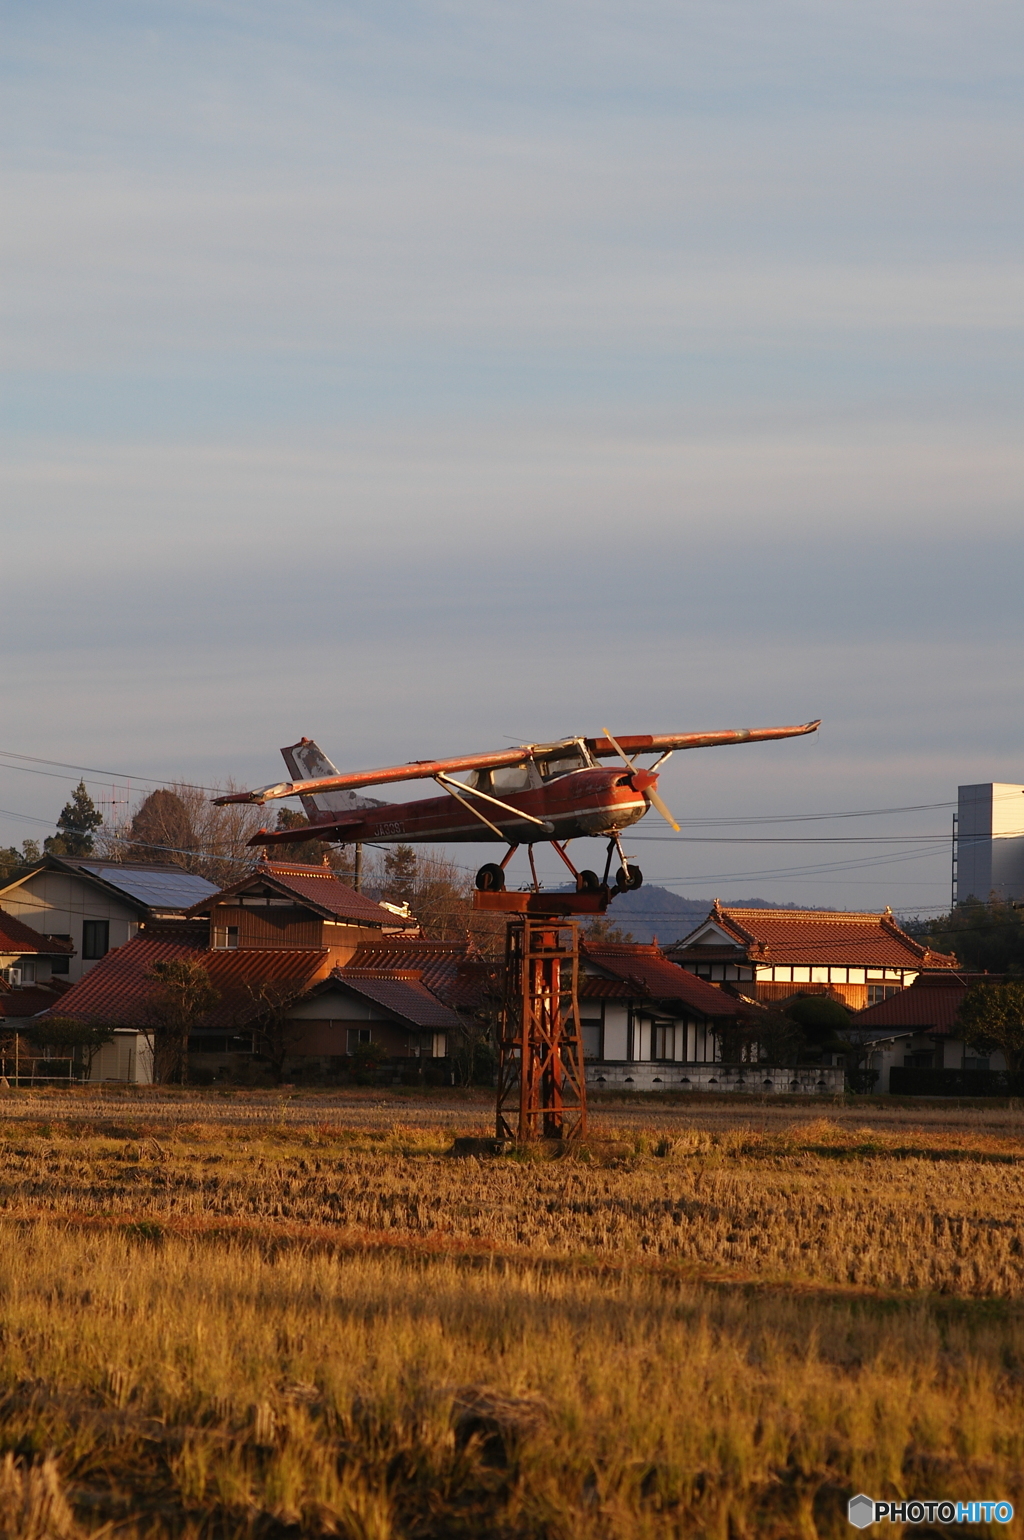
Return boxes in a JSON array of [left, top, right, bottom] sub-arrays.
[[957, 784, 1024, 903], [0, 857, 218, 982]]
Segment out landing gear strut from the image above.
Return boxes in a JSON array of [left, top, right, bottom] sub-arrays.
[[603, 834, 642, 893], [475, 844, 519, 892], [478, 837, 640, 896]]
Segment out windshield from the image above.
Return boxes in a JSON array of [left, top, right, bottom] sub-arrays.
[[537, 753, 585, 781]]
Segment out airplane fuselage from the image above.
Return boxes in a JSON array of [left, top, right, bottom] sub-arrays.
[[258, 765, 648, 849]]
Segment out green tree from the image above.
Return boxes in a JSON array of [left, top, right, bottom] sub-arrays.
[[45, 782, 103, 858], [0, 840, 41, 882], [381, 844, 418, 907], [753, 1009, 805, 1065], [583, 916, 635, 944], [145, 960, 220, 1085], [272, 808, 327, 867], [957, 982, 1024, 1090], [783, 993, 852, 1049], [910, 897, 1024, 975]]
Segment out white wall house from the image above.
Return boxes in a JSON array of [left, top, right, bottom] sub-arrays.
[[0, 858, 217, 982]]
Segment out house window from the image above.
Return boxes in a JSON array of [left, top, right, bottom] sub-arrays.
[[347, 1028, 372, 1052], [431, 1033, 448, 1059], [213, 927, 239, 950], [868, 984, 901, 1005], [653, 1021, 676, 1061], [903, 1051, 933, 1068], [46, 936, 72, 974], [963, 1057, 990, 1072], [580, 1019, 602, 1059], [82, 921, 109, 960]]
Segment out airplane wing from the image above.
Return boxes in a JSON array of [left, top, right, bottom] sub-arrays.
[[213, 721, 820, 806], [213, 744, 552, 805], [587, 720, 821, 759]]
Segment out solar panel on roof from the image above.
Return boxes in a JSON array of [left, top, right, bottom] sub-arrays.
[[81, 866, 219, 908]]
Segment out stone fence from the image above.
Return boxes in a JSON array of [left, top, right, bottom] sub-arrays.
[[586, 1063, 845, 1095]]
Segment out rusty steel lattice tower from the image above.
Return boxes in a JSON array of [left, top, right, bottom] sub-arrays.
[[496, 916, 587, 1141]]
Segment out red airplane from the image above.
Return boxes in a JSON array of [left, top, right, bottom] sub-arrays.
[[216, 720, 820, 895]]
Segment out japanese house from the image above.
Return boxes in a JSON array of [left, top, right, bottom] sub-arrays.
[[31, 863, 475, 1082], [0, 855, 218, 982], [578, 940, 843, 1094], [851, 971, 1009, 1095], [669, 902, 957, 1010], [0, 907, 76, 1022]]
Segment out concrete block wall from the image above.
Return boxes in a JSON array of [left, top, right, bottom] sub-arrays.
[[586, 1063, 845, 1095]]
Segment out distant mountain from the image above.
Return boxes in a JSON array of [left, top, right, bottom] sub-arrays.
[[580, 886, 826, 945]]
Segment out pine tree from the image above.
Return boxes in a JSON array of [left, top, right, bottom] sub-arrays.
[[382, 844, 418, 906], [45, 782, 103, 858]]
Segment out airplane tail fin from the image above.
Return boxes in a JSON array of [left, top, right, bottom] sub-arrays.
[[280, 739, 383, 824]]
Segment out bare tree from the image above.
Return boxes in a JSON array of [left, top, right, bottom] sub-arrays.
[[242, 979, 308, 1084], [145, 959, 220, 1084], [362, 845, 504, 954], [98, 781, 268, 886]]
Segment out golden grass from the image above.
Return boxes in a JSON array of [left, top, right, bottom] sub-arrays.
[[0, 1106, 1023, 1535]]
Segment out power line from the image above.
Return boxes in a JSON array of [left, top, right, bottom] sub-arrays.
[[0, 749, 219, 793], [629, 834, 954, 843]]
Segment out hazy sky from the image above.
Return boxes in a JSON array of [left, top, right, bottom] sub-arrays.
[[2, 1, 1022, 915]]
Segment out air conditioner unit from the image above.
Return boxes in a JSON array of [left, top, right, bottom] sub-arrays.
[[3, 968, 22, 988]]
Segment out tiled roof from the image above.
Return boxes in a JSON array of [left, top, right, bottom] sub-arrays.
[[325, 970, 463, 1029], [187, 861, 396, 927], [854, 971, 998, 1037], [581, 942, 738, 1017], [672, 905, 957, 969], [345, 940, 492, 1009], [0, 909, 75, 956], [579, 976, 633, 1000], [38, 939, 331, 1031], [0, 986, 74, 1020]]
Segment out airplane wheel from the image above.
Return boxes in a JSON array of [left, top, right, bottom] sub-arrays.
[[476, 863, 506, 892], [615, 865, 643, 891], [576, 869, 601, 893]]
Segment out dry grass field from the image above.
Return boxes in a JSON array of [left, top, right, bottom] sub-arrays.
[[0, 1092, 1023, 1537]]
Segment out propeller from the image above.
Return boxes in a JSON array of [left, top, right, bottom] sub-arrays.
[[602, 727, 680, 832]]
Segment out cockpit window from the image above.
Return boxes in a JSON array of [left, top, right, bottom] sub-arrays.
[[491, 763, 532, 792], [537, 752, 585, 781]]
